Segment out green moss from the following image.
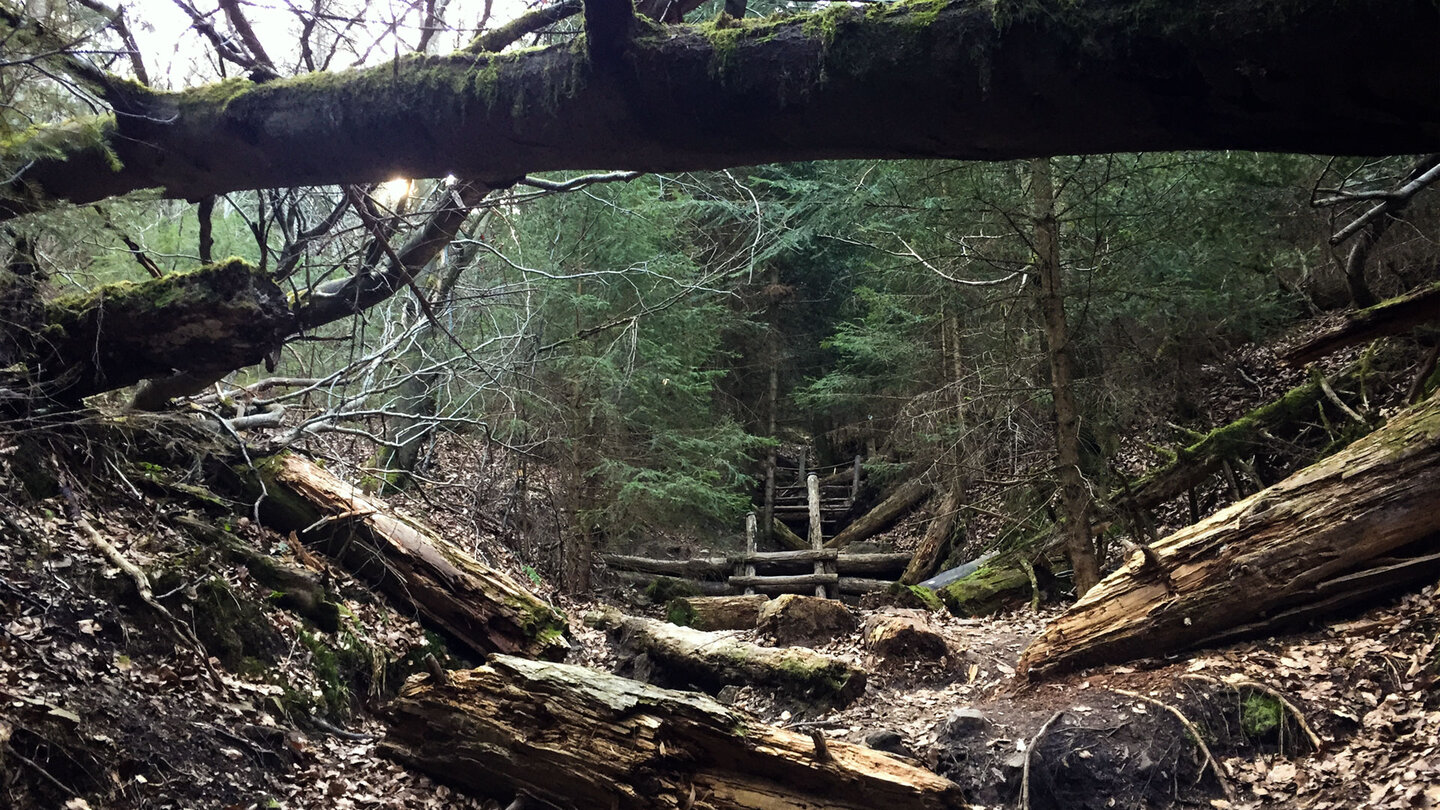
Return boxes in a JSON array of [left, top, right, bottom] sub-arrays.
[[1240, 692, 1284, 739], [665, 597, 698, 628], [939, 563, 1032, 617], [186, 577, 283, 671]]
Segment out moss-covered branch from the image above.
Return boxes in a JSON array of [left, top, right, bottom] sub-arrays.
[[6, 0, 1440, 219]]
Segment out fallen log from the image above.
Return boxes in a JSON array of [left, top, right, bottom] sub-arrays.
[[901, 489, 961, 585], [246, 453, 568, 661], [838, 577, 895, 595], [589, 609, 866, 707], [1018, 391, 1440, 678], [665, 594, 769, 630], [1118, 353, 1393, 513], [838, 552, 913, 577], [826, 478, 931, 549], [381, 655, 963, 810], [610, 570, 733, 596], [600, 553, 729, 579], [1283, 277, 1440, 367], [772, 517, 809, 551]]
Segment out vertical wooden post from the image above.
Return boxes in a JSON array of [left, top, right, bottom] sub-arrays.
[[807, 473, 827, 598], [850, 454, 862, 507], [797, 448, 807, 486], [743, 512, 758, 596], [762, 460, 776, 547]]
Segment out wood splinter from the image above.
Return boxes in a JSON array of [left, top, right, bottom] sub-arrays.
[[809, 729, 833, 763], [423, 653, 448, 685]]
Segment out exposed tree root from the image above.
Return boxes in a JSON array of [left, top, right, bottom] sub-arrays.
[[1111, 688, 1235, 802]]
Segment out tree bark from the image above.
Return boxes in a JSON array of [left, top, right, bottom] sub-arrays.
[[6, 0, 1440, 219], [247, 452, 570, 661], [824, 477, 930, 549], [380, 655, 965, 810], [1031, 157, 1101, 595], [1017, 391, 1440, 679], [588, 609, 866, 707]]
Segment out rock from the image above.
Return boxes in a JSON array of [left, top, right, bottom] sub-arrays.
[[864, 612, 948, 661], [757, 594, 856, 645], [864, 728, 913, 759], [940, 708, 990, 737]]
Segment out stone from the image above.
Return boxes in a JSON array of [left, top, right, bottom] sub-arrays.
[[864, 728, 913, 759], [756, 594, 856, 645]]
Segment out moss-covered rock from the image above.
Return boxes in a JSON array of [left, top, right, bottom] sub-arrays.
[[938, 563, 1032, 617]]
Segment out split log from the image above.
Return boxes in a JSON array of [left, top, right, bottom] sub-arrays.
[[589, 610, 865, 707], [381, 655, 963, 810], [1283, 280, 1440, 367], [666, 594, 769, 631], [825, 478, 931, 549], [600, 553, 729, 579], [1018, 391, 1440, 678], [901, 489, 961, 585], [247, 453, 568, 660]]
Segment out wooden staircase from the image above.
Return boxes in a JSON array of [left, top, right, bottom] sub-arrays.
[[764, 451, 863, 543]]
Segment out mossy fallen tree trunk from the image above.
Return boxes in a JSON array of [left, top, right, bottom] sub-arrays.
[[247, 452, 568, 660], [381, 655, 964, 810], [588, 609, 866, 708], [15, 259, 294, 402], [1018, 391, 1440, 678], [1282, 280, 1440, 367], [7, 0, 1440, 219], [1118, 355, 1391, 513], [666, 594, 769, 630]]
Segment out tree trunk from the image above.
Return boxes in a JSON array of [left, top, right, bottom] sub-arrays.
[[380, 655, 963, 810], [247, 452, 569, 661], [824, 477, 930, 549], [1031, 157, 1101, 595], [588, 609, 866, 707], [1017, 391, 1440, 679], [8, 1, 1440, 219], [900, 489, 961, 585]]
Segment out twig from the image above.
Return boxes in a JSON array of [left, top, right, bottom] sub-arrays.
[[1019, 557, 1041, 613], [1315, 371, 1365, 425], [1020, 710, 1064, 810], [1214, 677, 1323, 752], [1111, 688, 1234, 802], [7, 744, 79, 797], [75, 518, 225, 691]]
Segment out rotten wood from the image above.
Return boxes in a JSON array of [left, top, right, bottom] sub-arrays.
[[1018, 391, 1440, 678], [381, 655, 964, 810], [250, 453, 569, 661]]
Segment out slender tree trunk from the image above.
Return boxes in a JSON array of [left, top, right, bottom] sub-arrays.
[[1031, 157, 1101, 595]]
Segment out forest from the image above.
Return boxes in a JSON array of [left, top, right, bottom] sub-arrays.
[[2, 0, 1440, 808]]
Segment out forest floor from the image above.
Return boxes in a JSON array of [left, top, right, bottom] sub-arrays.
[[2, 453, 1437, 810]]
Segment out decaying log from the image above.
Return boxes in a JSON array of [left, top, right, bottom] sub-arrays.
[[380, 655, 962, 810], [248, 453, 568, 660], [1018, 391, 1440, 678], [1283, 280, 1440, 367], [589, 610, 865, 707], [772, 517, 810, 551], [826, 478, 931, 549], [666, 594, 769, 630], [729, 572, 839, 592]]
